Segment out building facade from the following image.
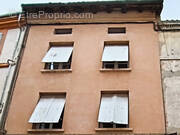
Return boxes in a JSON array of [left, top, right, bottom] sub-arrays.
[[0, 15, 26, 134], [159, 21, 180, 134], [5, 0, 165, 134]]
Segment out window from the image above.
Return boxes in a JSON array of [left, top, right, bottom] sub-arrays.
[[29, 95, 66, 129], [54, 28, 72, 34], [108, 28, 126, 34], [0, 33, 2, 42], [42, 46, 73, 70], [98, 94, 129, 128], [102, 45, 129, 69]]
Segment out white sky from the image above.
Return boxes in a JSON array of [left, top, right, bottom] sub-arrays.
[[0, 0, 179, 20]]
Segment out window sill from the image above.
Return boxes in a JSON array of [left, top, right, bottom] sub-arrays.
[[28, 129, 64, 133], [41, 69, 72, 73], [95, 128, 133, 132], [100, 68, 132, 72]]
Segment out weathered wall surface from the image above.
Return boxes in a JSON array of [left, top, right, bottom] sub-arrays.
[[27, 11, 157, 24], [159, 31, 180, 133]]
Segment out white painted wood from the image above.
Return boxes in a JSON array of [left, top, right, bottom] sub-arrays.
[[113, 94, 129, 124], [42, 46, 73, 63], [0, 68, 9, 97], [98, 94, 114, 123], [102, 46, 129, 62], [98, 94, 128, 125], [29, 96, 65, 123]]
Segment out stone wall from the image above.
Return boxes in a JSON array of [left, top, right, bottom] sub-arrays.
[[159, 27, 180, 133]]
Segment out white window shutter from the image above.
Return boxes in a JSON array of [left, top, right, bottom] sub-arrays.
[[42, 46, 73, 63], [98, 94, 128, 125], [102, 46, 129, 62], [113, 94, 129, 124], [98, 94, 114, 123], [29, 96, 65, 123]]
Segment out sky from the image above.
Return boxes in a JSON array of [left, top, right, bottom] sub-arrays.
[[0, 0, 179, 20]]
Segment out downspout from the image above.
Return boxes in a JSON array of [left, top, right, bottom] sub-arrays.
[[0, 14, 29, 134]]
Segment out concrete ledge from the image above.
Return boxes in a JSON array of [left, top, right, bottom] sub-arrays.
[[100, 68, 132, 72], [40, 69, 72, 73], [160, 58, 180, 61], [95, 128, 133, 132], [27, 129, 64, 133]]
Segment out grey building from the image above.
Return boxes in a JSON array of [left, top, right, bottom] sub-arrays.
[[159, 20, 180, 134]]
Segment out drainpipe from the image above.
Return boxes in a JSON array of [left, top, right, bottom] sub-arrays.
[[0, 14, 29, 134]]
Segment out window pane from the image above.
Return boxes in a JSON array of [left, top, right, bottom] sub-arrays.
[[103, 62, 115, 69], [44, 63, 51, 69], [118, 62, 129, 68]]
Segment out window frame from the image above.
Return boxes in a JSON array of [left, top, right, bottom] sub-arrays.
[[54, 28, 72, 35], [0, 33, 3, 41], [42, 43, 74, 71], [98, 92, 129, 129], [108, 27, 126, 34], [32, 109, 65, 130], [101, 43, 130, 69], [44, 55, 72, 70], [0, 30, 6, 55], [29, 94, 66, 130]]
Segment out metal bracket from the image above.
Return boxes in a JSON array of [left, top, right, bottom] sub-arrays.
[[7, 59, 16, 66]]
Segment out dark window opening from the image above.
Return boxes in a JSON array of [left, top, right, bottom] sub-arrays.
[[44, 55, 72, 70], [103, 62, 115, 69], [32, 109, 64, 129], [99, 123, 113, 128], [99, 122, 128, 128], [116, 124, 128, 128], [44, 63, 51, 69], [54, 28, 72, 34], [103, 61, 129, 69], [118, 62, 129, 68], [108, 27, 126, 34], [53, 63, 60, 69]]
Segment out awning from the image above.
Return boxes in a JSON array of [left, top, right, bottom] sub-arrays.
[[98, 94, 128, 125], [29, 96, 65, 123], [102, 46, 128, 62], [42, 46, 73, 63]]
